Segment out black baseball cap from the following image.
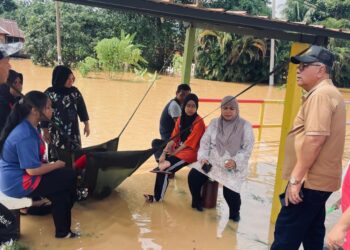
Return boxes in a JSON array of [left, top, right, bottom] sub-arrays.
[[291, 45, 335, 68], [0, 42, 23, 60]]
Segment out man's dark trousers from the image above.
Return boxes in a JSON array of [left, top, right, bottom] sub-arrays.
[[271, 187, 331, 250]]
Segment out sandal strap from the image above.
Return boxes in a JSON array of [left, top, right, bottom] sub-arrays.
[[143, 194, 154, 203]]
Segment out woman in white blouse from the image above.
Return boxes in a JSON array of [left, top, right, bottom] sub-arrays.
[[188, 96, 254, 222]]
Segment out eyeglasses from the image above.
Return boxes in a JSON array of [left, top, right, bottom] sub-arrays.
[[297, 63, 323, 71]]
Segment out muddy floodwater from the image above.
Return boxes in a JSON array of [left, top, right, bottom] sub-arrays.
[[8, 59, 350, 249]]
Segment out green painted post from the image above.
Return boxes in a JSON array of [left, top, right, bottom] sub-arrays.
[[181, 26, 196, 84]]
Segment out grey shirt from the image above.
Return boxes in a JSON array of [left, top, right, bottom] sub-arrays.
[[168, 100, 181, 118]]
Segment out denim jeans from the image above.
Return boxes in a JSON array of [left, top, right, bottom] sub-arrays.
[[271, 187, 332, 250]]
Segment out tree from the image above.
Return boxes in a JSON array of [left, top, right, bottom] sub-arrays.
[[77, 57, 99, 78], [0, 0, 17, 15], [3, 1, 185, 70], [195, 30, 268, 82], [94, 31, 147, 79], [332, 47, 350, 88], [283, 0, 350, 87], [192, 0, 271, 83], [112, 12, 186, 71], [201, 0, 271, 16]]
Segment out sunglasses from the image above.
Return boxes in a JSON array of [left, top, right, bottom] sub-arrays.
[[297, 63, 323, 71]]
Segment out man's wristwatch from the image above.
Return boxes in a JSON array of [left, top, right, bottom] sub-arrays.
[[289, 177, 301, 185]]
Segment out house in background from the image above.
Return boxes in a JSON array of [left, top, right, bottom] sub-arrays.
[[0, 18, 25, 44]]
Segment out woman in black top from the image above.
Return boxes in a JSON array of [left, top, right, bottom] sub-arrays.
[[42, 66, 90, 159]]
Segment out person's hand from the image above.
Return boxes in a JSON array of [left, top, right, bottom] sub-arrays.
[[326, 223, 346, 250], [42, 128, 51, 144], [54, 160, 66, 169], [224, 159, 236, 170], [165, 146, 175, 155], [84, 122, 90, 137], [285, 183, 303, 206], [200, 159, 209, 165]]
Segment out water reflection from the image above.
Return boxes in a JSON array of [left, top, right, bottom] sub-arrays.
[[132, 213, 162, 250]]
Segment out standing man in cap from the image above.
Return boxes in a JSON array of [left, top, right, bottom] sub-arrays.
[[271, 46, 346, 250], [0, 43, 22, 84]]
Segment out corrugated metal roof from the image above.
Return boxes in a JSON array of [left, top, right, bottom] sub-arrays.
[[0, 19, 25, 39], [59, 0, 350, 45], [0, 26, 10, 35]]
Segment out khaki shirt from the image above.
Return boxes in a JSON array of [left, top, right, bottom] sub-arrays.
[[283, 79, 346, 192]]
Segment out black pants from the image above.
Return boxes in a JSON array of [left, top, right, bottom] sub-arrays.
[[188, 168, 241, 216], [28, 168, 77, 237], [271, 187, 332, 250], [151, 139, 166, 162], [154, 155, 187, 201]]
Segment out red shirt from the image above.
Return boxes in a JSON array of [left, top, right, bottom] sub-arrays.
[[171, 115, 205, 163]]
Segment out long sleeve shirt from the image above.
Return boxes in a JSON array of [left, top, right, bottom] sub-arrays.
[[192, 118, 254, 193]]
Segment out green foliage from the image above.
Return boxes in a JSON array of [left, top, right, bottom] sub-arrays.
[[3, 0, 184, 71], [172, 53, 183, 76], [133, 67, 148, 80], [284, 0, 350, 22], [274, 40, 293, 85], [195, 30, 268, 82], [22, 1, 56, 66], [0, 0, 17, 15], [77, 56, 99, 77], [0, 240, 29, 250], [113, 13, 186, 71], [192, 0, 272, 83], [201, 0, 271, 16], [94, 31, 147, 78], [332, 47, 350, 88], [283, 0, 350, 86]]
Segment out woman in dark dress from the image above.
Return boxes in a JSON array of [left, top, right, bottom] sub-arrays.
[[42, 66, 90, 159]]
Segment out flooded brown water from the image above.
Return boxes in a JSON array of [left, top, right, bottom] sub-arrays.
[[8, 59, 350, 249]]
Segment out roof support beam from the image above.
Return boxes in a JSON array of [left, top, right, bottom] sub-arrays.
[[192, 22, 329, 46], [59, 0, 350, 43]]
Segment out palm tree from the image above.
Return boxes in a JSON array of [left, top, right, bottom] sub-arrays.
[[283, 0, 327, 23], [196, 29, 267, 82], [198, 30, 266, 64]]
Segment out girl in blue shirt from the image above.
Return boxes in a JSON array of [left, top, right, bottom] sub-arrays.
[[0, 91, 77, 238]]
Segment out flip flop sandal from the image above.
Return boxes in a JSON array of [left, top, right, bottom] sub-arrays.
[[150, 167, 172, 175], [56, 231, 79, 239], [143, 194, 155, 203]]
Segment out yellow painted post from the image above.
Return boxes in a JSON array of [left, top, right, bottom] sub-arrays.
[[181, 25, 196, 84], [270, 42, 309, 224], [258, 102, 266, 141]]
